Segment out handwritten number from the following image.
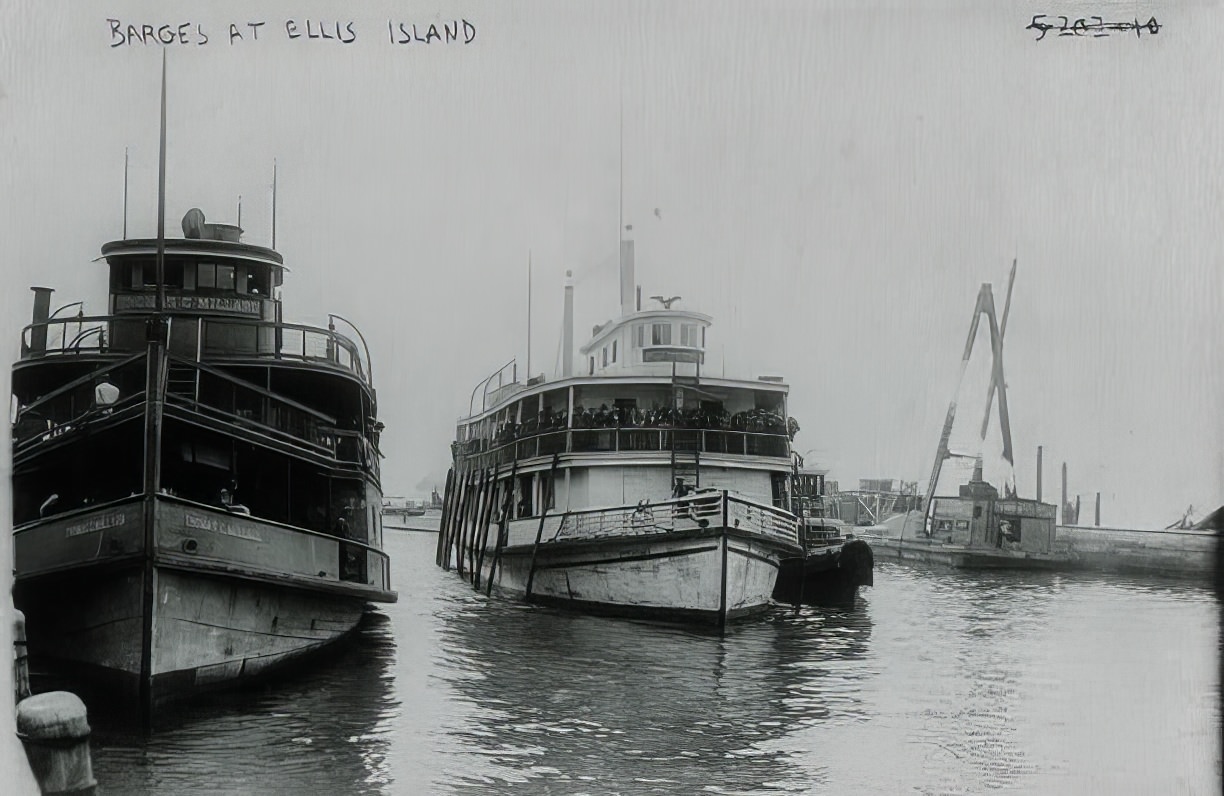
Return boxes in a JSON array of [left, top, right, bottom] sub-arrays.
[[1029, 13, 1160, 41]]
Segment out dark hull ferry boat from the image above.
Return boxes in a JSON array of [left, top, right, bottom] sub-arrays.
[[11, 207, 395, 709], [772, 468, 874, 607], [436, 238, 808, 626]]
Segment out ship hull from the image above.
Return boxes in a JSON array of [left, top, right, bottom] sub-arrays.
[[445, 491, 802, 626], [863, 535, 1073, 570], [13, 497, 392, 707], [15, 566, 366, 705], [773, 538, 875, 607], [487, 527, 790, 624]]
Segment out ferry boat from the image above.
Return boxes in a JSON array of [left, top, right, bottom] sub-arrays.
[[771, 467, 874, 607], [436, 239, 803, 626], [10, 203, 395, 709]]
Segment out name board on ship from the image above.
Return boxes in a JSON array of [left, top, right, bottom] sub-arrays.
[[185, 512, 263, 542], [115, 294, 261, 316], [65, 512, 127, 537]]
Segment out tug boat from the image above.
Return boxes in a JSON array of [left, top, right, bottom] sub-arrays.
[[11, 205, 395, 709], [436, 239, 803, 626], [772, 467, 874, 607]]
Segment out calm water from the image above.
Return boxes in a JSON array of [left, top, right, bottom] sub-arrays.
[[87, 528, 1220, 795]]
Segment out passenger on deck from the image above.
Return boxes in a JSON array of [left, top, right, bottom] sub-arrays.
[[219, 488, 250, 515], [672, 478, 693, 498], [94, 379, 120, 411]]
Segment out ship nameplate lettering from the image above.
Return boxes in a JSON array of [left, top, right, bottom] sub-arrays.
[[65, 513, 127, 537], [116, 294, 261, 315], [185, 512, 262, 542]]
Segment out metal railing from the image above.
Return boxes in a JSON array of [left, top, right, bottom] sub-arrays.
[[20, 313, 371, 386]]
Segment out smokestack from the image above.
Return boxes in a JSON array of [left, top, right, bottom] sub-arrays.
[[971, 455, 984, 483], [619, 239, 635, 317], [1036, 445, 1043, 502], [29, 287, 54, 354], [562, 270, 574, 378], [1061, 462, 1068, 525]]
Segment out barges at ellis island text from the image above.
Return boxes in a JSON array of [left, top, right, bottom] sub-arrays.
[[106, 18, 477, 47]]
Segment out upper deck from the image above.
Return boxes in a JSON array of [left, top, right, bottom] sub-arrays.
[[17, 209, 371, 389]]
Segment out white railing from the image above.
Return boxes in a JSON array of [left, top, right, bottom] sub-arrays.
[[546, 490, 799, 548]]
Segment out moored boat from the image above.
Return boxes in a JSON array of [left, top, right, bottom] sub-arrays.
[[772, 467, 874, 607], [436, 238, 803, 626], [861, 263, 1067, 570], [11, 199, 395, 710]]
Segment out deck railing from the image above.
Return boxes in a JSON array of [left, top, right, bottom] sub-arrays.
[[458, 427, 790, 468], [542, 491, 799, 548], [20, 313, 371, 386]]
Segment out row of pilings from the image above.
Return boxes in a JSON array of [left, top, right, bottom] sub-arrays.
[[435, 460, 516, 594]]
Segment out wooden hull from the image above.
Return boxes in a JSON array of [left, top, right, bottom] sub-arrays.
[[487, 527, 791, 624], [13, 497, 393, 706], [446, 491, 803, 626]]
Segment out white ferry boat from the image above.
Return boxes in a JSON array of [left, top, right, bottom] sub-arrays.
[[436, 239, 803, 626]]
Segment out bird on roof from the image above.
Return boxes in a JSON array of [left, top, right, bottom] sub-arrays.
[[650, 295, 682, 309]]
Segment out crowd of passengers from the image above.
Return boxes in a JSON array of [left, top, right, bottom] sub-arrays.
[[475, 405, 800, 448]]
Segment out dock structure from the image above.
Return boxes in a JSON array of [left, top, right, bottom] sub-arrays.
[[1052, 524, 1217, 578]]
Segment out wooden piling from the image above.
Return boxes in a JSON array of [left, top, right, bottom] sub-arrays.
[[14, 609, 30, 703], [473, 469, 500, 590], [16, 691, 97, 795], [435, 468, 455, 566]]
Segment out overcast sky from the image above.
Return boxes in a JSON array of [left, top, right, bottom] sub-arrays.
[[2, 1, 1221, 530]]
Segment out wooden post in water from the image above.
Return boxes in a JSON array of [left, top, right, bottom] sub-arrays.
[[14, 610, 30, 702], [718, 490, 730, 631], [1094, 492, 1101, 527], [469, 470, 490, 586], [475, 469, 499, 588], [484, 461, 518, 596], [16, 692, 97, 795], [440, 467, 460, 568]]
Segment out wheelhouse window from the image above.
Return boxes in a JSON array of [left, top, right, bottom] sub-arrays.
[[131, 261, 184, 289], [602, 347, 608, 367], [197, 262, 237, 291], [681, 324, 699, 347], [651, 323, 671, 345], [634, 325, 645, 347], [611, 340, 618, 363]]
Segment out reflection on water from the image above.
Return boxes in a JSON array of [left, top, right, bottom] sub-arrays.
[[90, 612, 399, 795], [86, 533, 1219, 795], [433, 597, 874, 794]]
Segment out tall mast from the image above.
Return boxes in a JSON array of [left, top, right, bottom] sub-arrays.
[[155, 50, 167, 313]]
